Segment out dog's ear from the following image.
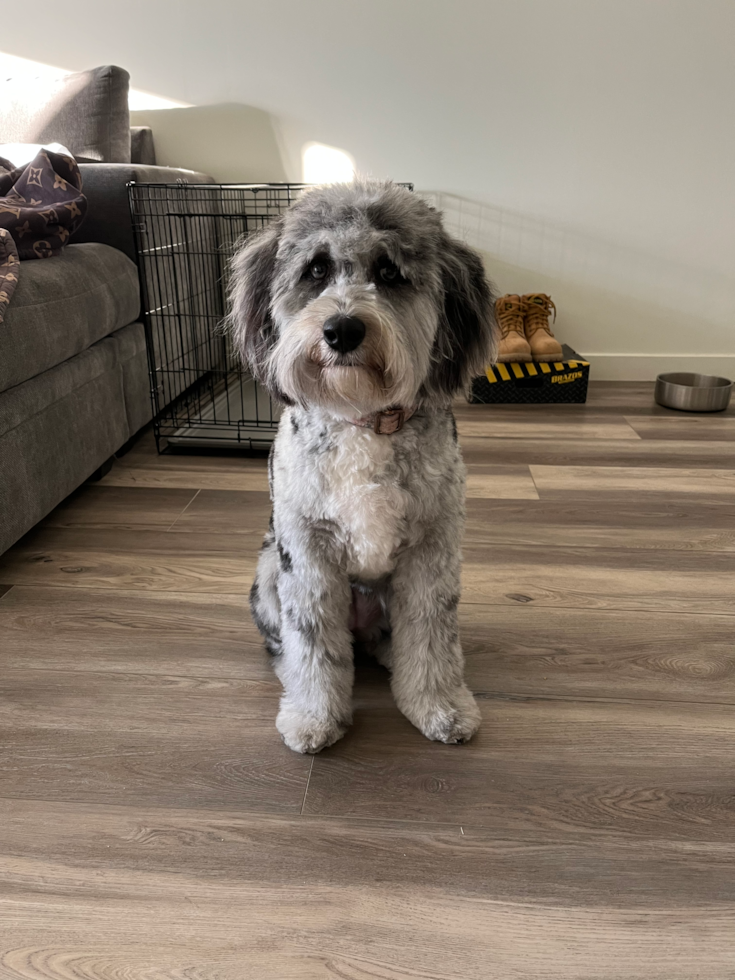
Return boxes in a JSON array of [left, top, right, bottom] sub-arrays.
[[228, 218, 283, 388], [427, 235, 497, 398]]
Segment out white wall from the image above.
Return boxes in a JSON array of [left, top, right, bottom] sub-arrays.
[[4, 0, 734, 379]]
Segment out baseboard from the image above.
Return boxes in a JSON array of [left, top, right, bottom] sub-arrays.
[[583, 354, 735, 382]]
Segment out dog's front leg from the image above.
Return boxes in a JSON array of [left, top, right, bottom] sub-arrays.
[[388, 535, 480, 744], [273, 540, 354, 754]]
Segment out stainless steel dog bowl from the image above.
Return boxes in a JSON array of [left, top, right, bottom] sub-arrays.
[[654, 372, 733, 412]]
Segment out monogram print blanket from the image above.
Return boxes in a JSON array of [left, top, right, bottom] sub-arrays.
[[0, 148, 87, 323]]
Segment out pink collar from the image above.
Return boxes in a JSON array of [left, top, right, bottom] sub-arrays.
[[350, 405, 417, 435]]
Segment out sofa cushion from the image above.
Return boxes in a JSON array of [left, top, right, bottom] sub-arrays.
[[0, 334, 130, 554], [0, 243, 140, 394], [111, 321, 152, 435], [0, 66, 131, 164], [0, 331, 119, 440]]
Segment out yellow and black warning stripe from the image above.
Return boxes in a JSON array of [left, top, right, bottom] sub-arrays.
[[485, 359, 589, 383]]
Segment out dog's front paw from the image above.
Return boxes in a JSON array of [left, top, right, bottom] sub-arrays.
[[402, 685, 481, 745], [276, 701, 349, 754]]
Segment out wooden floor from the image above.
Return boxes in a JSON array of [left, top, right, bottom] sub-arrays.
[[1, 381, 734, 979]]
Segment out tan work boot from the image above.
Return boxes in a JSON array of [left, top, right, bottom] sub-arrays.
[[495, 294, 532, 362], [522, 293, 563, 362]]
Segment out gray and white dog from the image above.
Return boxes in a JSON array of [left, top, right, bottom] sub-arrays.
[[229, 179, 497, 753]]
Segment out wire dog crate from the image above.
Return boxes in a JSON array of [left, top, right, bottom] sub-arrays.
[[128, 182, 310, 452], [129, 181, 413, 453]]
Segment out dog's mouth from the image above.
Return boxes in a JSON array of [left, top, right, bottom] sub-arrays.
[[286, 333, 407, 415], [318, 363, 388, 392], [307, 345, 384, 378], [301, 355, 393, 412]]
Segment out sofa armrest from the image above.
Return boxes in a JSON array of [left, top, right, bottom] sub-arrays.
[[130, 127, 156, 166], [70, 163, 214, 262]]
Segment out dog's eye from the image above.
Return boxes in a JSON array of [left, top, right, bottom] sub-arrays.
[[379, 261, 399, 283], [376, 259, 407, 286], [307, 259, 329, 282]]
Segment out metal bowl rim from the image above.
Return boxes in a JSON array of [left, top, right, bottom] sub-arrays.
[[656, 372, 733, 390]]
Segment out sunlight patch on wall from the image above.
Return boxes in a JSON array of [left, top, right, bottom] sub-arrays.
[[0, 52, 63, 82], [302, 142, 355, 184], [127, 89, 190, 110], [0, 52, 190, 110]]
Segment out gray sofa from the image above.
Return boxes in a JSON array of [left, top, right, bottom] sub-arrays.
[[0, 67, 211, 555]]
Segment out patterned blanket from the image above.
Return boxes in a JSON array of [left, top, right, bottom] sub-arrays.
[[0, 148, 87, 323]]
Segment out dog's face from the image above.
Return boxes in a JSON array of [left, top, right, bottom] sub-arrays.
[[229, 181, 497, 416]]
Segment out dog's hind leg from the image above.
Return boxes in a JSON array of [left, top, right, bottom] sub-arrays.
[[250, 524, 283, 658]]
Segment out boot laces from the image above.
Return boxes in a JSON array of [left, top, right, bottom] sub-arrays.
[[496, 300, 525, 339], [524, 295, 557, 336]]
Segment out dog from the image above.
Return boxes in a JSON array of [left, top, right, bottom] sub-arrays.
[[229, 179, 497, 753]]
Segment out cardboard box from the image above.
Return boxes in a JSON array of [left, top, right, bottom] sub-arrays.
[[469, 344, 590, 404]]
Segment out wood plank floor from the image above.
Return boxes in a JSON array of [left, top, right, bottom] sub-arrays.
[[1, 380, 734, 979]]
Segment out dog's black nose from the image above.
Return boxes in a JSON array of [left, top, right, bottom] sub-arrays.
[[323, 314, 366, 353]]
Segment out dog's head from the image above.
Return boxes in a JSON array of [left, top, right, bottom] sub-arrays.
[[229, 180, 497, 416]]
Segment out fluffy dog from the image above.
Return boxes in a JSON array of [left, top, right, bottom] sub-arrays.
[[229, 179, 497, 753]]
